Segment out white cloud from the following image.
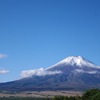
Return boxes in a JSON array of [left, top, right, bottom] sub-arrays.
[[75, 69, 98, 74], [0, 69, 9, 74], [0, 54, 8, 59], [21, 68, 62, 78]]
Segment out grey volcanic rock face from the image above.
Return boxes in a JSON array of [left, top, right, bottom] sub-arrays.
[[0, 56, 100, 92]]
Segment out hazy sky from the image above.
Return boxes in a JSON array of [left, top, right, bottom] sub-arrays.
[[0, 0, 100, 82]]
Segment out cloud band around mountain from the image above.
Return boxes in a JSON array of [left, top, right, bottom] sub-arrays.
[[21, 68, 62, 78]]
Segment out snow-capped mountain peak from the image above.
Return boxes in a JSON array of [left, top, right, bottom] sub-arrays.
[[1, 56, 100, 92], [58, 56, 98, 67], [61, 56, 84, 65], [47, 56, 100, 69]]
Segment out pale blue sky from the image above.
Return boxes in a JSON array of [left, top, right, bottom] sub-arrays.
[[0, 0, 100, 82]]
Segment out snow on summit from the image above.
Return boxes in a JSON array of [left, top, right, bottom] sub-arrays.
[[47, 56, 100, 69], [60, 56, 96, 67]]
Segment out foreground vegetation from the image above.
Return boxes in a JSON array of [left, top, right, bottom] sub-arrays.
[[52, 89, 100, 100], [0, 89, 100, 100]]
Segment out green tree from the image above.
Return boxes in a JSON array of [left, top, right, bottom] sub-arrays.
[[63, 96, 69, 100], [82, 89, 100, 100], [91, 92, 100, 100]]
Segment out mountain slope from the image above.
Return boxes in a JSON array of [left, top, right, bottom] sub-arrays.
[[0, 56, 100, 92]]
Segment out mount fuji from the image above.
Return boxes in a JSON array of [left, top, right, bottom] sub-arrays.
[[0, 56, 100, 92]]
